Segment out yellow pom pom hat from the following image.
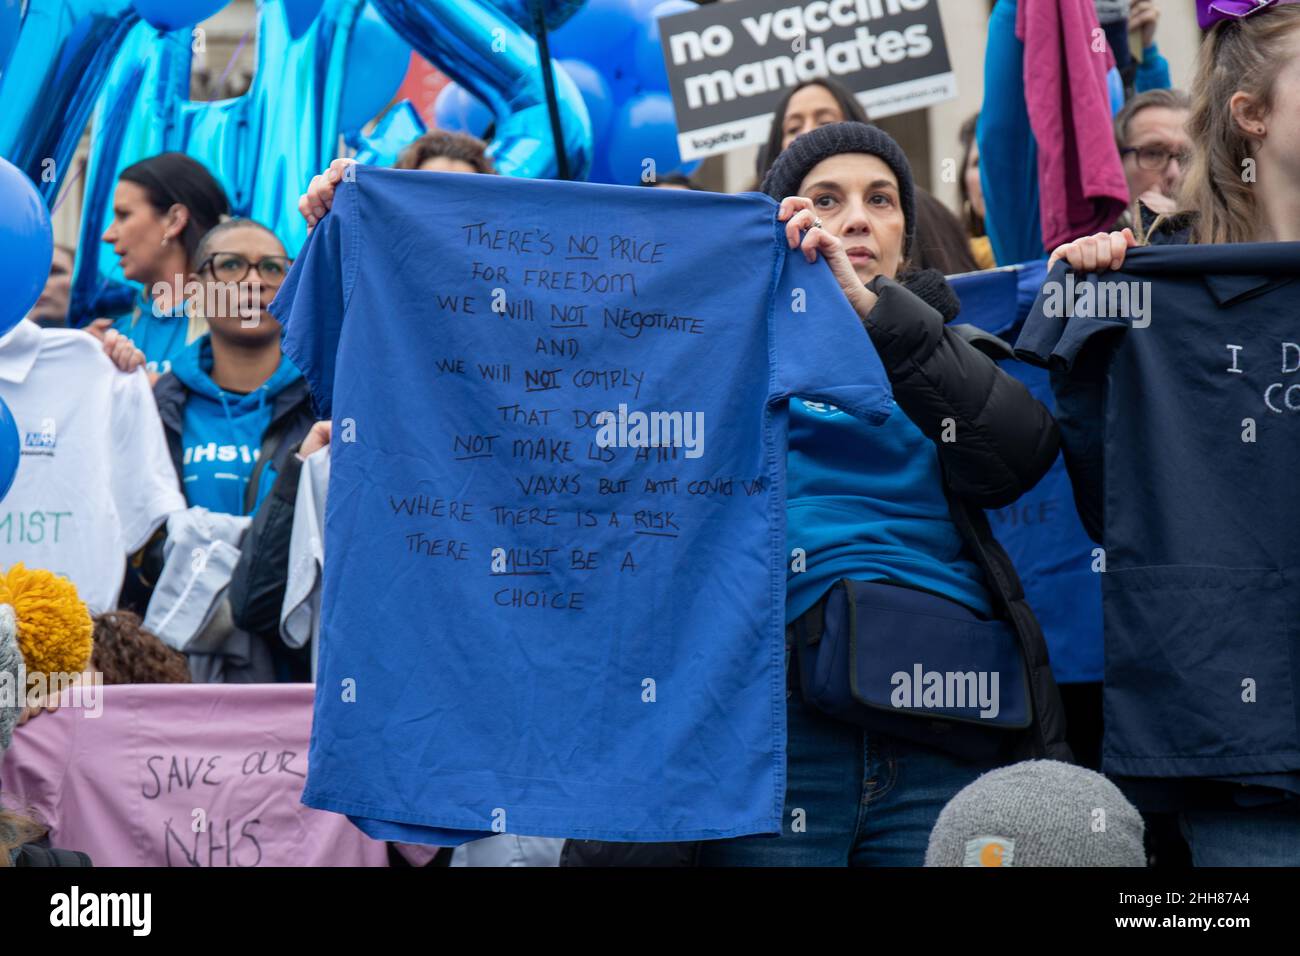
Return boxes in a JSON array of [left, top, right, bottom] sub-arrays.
[[0, 564, 93, 676]]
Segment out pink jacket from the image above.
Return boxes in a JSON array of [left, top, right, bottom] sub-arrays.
[[1018, 0, 1130, 250]]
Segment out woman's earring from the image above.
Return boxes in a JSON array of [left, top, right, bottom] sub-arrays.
[[160, 235, 170, 248]]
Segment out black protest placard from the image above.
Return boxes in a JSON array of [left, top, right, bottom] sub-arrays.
[[658, 0, 955, 161]]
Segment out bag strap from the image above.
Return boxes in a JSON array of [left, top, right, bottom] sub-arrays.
[[790, 583, 839, 649]]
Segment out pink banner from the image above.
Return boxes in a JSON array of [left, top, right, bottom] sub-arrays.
[[1, 683, 407, 867]]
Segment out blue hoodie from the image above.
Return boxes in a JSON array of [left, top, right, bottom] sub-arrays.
[[171, 336, 303, 516]]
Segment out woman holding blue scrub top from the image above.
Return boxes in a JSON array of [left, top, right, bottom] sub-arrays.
[[294, 123, 1070, 867]]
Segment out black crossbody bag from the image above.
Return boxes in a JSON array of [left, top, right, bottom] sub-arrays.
[[791, 579, 1032, 762]]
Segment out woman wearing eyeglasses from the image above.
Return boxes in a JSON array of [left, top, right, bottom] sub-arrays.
[[137, 218, 319, 681], [149, 218, 311, 519]]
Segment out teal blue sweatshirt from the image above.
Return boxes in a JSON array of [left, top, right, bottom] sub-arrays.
[[785, 397, 994, 624], [171, 335, 302, 516]]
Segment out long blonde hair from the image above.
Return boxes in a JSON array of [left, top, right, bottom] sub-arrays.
[[1180, 6, 1300, 244]]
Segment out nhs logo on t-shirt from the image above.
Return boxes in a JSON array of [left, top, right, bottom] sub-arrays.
[[21, 418, 57, 456], [796, 399, 845, 418], [183, 442, 261, 465]]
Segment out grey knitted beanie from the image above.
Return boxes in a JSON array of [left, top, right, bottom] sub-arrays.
[[1, 604, 21, 752], [760, 121, 916, 257], [925, 760, 1146, 867]]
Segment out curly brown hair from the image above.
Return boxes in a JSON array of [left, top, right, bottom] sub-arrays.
[[90, 611, 191, 684], [394, 130, 495, 174]]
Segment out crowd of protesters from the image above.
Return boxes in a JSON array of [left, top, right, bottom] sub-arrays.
[[3, 0, 1299, 868]]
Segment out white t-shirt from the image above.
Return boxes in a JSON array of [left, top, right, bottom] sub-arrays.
[[0, 320, 186, 612]]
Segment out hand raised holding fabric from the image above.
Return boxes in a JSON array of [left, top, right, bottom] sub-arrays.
[[102, 328, 146, 374], [1048, 228, 1138, 274], [299, 159, 358, 230], [777, 196, 879, 321], [298, 420, 331, 460]]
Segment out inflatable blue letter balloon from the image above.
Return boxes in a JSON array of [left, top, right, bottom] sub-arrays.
[[0, 0, 142, 205], [368, 0, 592, 179]]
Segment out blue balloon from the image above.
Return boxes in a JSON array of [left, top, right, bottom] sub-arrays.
[[606, 90, 686, 185], [0, 395, 19, 504], [130, 0, 229, 31], [586, 150, 615, 185], [557, 59, 612, 145], [434, 82, 492, 137], [550, 0, 638, 77], [632, 0, 694, 93], [0, 157, 53, 336], [339, 2, 412, 134]]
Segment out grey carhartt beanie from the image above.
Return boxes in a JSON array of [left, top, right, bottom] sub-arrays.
[[760, 121, 916, 256], [925, 760, 1147, 867], [1, 604, 21, 752]]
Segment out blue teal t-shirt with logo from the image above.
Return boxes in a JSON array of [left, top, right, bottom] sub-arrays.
[[270, 167, 895, 845], [171, 336, 302, 516], [786, 398, 994, 624]]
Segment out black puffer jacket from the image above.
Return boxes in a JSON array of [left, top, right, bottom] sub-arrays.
[[563, 272, 1071, 866], [862, 274, 1068, 757]]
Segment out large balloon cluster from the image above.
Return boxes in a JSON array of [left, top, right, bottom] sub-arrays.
[[0, 0, 702, 500], [435, 0, 700, 185]]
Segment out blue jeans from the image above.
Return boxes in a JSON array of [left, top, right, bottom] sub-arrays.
[[1179, 804, 1300, 867], [697, 690, 1003, 867]]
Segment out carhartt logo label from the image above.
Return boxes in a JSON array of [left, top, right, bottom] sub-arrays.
[[964, 836, 1014, 867], [49, 885, 151, 935]]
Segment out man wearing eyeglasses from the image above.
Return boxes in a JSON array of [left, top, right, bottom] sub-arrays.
[[1114, 88, 1192, 219]]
